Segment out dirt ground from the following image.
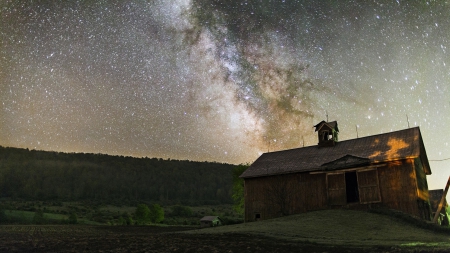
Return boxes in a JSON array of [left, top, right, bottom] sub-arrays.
[[0, 225, 447, 253]]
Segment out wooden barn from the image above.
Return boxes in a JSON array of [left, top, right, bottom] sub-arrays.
[[240, 121, 432, 222]]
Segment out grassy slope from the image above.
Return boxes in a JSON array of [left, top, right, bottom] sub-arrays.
[[186, 209, 450, 248]]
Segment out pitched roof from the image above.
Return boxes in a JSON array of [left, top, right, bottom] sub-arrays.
[[200, 216, 221, 221], [241, 127, 431, 178], [429, 189, 448, 211], [314, 121, 339, 132]]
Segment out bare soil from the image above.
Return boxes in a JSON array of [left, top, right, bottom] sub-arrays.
[[0, 225, 448, 253]]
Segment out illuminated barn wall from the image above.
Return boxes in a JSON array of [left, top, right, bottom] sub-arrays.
[[244, 158, 431, 222]]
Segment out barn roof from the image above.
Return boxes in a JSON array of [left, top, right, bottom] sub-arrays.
[[241, 127, 431, 178]]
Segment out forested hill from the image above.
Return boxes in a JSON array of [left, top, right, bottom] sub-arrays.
[[0, 146, 235, 205]]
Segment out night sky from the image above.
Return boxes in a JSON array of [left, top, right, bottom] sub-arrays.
[[1, 1, 449, 189]]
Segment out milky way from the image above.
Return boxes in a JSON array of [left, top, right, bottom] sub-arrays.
[[1, 1, 450, 189]]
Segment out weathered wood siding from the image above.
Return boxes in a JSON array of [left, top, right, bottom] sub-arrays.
[[413, 157, 431, 220], [244, 173, 327, 221], [327, 173, 346, 205], [357, 169, 381, 203], [245, 159, 428, 222], [377, 159, 422, 218]]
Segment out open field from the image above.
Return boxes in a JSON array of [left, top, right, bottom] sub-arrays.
[[188, 209, 450, 248], [0, 209, 449, 252], [1, 200, 241, 226]]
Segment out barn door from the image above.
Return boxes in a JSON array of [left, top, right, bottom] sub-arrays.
[[357, 169, 381, 203], [327, 173, 346, 205]]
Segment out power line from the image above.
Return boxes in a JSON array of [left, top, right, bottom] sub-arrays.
[[429, 158, 450, 161]]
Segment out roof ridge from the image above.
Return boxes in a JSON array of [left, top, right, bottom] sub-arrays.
[[242, 126, 423, 178]]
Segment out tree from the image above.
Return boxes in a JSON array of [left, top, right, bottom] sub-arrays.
[[231, 164, 248, 215], [148, 204, 164, 223], [171, 205, 193, 217], [134, 204, 150, 224], [122, 212, 133, 225]]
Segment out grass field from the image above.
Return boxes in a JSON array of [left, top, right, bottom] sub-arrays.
[[186, 209, 450, 249], [4, 209, 101, 225], [1, 200, 241, 226], [0, 209, 449, 252]]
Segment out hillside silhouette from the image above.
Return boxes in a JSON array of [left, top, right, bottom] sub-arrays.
[[0, 146, 234, 205]]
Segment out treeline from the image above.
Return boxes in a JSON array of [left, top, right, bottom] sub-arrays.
[[0, 146, 235, 205]]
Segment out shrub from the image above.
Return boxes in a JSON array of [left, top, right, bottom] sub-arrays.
[[149, 204, 164, 223], [135, 204, 150, 224]]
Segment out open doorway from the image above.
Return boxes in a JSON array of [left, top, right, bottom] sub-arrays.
[[345, 172, 359, 203]]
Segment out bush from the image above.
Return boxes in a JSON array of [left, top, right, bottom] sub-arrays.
[[135, 204, 150, 224], [149, 204, 164, 223]]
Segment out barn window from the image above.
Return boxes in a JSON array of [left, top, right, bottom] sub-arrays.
[[254, 213, 261, 221]]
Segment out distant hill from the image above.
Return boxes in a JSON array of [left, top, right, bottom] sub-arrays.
[[0, 146, 235, 205]]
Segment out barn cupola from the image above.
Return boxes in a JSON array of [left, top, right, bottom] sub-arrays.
[[314, 121, 339, 147]]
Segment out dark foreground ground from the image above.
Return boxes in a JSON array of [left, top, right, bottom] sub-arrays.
[[0, 225, 447, 253]]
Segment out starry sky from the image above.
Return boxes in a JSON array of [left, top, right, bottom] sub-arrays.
[[1, 1, 449, 189]]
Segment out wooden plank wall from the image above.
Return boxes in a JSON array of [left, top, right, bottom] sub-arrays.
[[244, 173, 327, 222], [245, 159, 428, 221], [377, 159, 421, 218], [414, 157, 432, 220]]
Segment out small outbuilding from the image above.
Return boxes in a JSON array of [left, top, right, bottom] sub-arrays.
[[429, 189, 449, 226], [200, 216, 222, 227]]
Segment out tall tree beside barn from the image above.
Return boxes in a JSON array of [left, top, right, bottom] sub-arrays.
[[232, 164, 248, 215]]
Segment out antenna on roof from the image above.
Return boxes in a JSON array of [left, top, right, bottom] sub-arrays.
[[302, 136, 305, 147], [356, 125, 359, 138], [326, 110, 329, 122], [406, 114, 410, 128]]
